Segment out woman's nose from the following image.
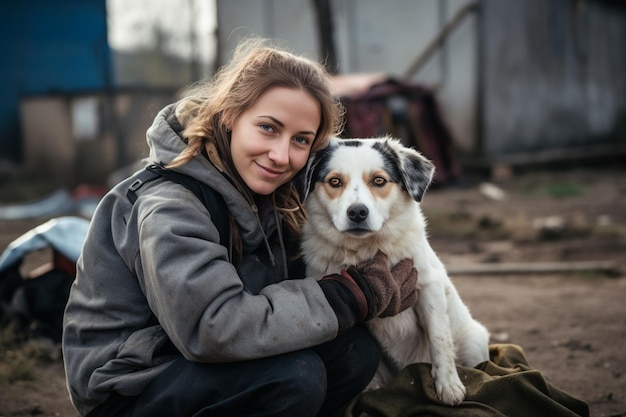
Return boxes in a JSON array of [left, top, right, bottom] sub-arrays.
[[268, 137, 290, 165]]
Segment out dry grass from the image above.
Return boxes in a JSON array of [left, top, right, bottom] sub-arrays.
[[0, 326, 62, 385]]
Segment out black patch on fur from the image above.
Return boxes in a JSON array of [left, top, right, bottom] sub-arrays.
[[371, 139, 435, 202], [340, 140, 364, 148], [372, 141, 403, 184], [302, 141, 338, 197]]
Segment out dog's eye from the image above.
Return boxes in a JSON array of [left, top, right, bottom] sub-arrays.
[[372, 176, 387, 187], [328, 177, 343, 188]]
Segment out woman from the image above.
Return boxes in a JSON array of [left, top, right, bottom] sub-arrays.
[[62, 38, 418, 417]]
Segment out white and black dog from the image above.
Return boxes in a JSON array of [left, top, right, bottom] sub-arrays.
[[301, 136, 490, 405]]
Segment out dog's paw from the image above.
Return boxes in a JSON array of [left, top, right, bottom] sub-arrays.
[[435, 374, 466, 406]]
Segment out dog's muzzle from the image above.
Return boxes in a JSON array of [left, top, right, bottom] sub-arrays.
[[346, 203, 373, 235]]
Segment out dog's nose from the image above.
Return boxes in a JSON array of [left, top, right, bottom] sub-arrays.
[[347, 204, 369, 223]]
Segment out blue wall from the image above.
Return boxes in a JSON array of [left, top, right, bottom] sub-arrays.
[[0, 0, 111, 162]]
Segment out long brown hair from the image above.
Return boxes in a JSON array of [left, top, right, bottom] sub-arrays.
[[169, 37, 344, 262]]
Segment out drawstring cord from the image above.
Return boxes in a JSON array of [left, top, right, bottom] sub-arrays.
[[272, 193, 289, 280], [250, 203, 276, 267], [277, 216, 288, 280]]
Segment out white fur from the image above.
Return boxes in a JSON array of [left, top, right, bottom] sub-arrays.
[[302, 137, 490, 405]]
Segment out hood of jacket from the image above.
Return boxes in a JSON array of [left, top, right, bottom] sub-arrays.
[[145, 103, 267, 254]]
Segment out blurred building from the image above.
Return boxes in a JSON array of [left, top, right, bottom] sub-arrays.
[[0, 0, 197, 187], [1, 0, 625, 189], [1, 0, 112, 180], [218, 0, 626, 165]]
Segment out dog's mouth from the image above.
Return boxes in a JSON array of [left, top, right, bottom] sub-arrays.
[[344, 227, 374, 237]]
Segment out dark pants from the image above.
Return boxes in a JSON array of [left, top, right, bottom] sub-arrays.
[[88, 324, 380, 417]]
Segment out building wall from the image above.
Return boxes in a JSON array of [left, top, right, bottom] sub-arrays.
[[19, 92, 174, 186], [0, 0, 112, 163], [216, 0, 626, 160], [481, 0, 626, 157], [216, 0, 479, 153], [216, 0, 319, 60]]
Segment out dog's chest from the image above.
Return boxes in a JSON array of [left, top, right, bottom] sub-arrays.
[[304, 239, 414, 279]]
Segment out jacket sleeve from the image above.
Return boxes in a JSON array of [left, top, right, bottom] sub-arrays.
[[134, 188, 340, 362]]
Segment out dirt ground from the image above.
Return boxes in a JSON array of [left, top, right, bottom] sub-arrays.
[[0, 165, 625, 417]]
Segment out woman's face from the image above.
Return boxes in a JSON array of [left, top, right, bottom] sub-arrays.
[[229, 86, 321, 195]]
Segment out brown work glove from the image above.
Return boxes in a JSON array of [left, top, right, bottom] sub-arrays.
[[319, 251, 418, 334], [349, 251, 418, 318]]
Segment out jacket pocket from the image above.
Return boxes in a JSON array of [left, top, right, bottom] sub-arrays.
[[89, 325, 178, 396]]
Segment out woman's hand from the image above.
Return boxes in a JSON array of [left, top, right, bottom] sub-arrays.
[[349, 251, 418, 319], [319, 251, 418, 334]]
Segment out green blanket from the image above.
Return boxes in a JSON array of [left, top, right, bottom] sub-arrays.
[[337, 344, 589, 417]]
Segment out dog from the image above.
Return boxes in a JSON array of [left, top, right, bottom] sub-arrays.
[[301, 136, 490, 405]]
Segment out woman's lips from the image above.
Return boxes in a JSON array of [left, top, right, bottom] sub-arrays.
[[256, 162, 285, 179]]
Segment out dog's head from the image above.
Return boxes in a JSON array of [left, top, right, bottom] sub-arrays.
[[303, 136, 435, 237]]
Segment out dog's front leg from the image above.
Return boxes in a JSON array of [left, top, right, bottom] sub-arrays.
[[417, 278, 466, 405]]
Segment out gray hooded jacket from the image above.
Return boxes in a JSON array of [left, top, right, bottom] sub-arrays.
[[62, 104, 339, 416]]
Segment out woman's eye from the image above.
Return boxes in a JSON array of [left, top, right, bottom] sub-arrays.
[[293, 136, 310, 145], [260, 124, 274, 133], [372, 177, 387, 187], [328, 177, 342, 188]]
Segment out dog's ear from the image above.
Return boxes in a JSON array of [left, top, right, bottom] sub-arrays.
[[396, 143, 435, 202], [299, 154, 320, 200], [298, 137, 339, 200], [292, 161, 312, 200]]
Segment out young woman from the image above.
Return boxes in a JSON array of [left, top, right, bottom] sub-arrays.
[[62, 38, 418, 417]]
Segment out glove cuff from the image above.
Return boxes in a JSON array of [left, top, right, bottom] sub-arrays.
[[344, 266, 377, 319], [322, 270, 368, 320]]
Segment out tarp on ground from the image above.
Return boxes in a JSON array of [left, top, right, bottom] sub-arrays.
[[0, 216, 89, 273]]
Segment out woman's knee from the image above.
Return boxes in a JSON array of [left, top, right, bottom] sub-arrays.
[[312, 325, 381, 416], [266, 350, 327, 415], [320, 324, 381, 384], [349, 325, 381, 379]]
